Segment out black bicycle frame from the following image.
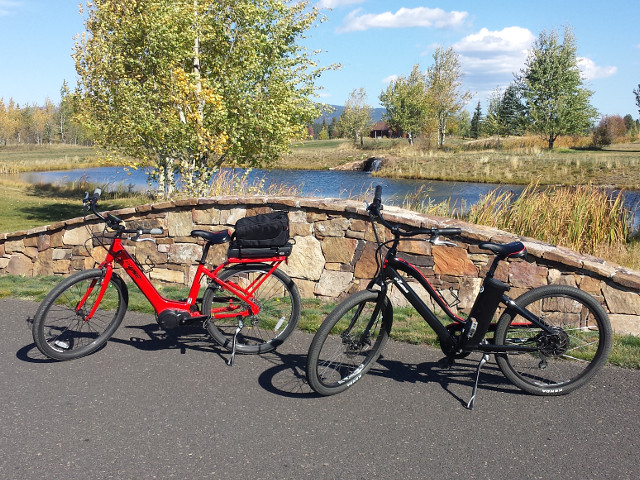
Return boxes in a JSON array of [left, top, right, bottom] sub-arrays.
[[369, 254, 558, 358]]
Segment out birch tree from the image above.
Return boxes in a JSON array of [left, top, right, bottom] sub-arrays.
[[379, 65, 431, 145], [337, 88, 372, 146], [74, 0, 329, 198], [426, 47, 471, 147]]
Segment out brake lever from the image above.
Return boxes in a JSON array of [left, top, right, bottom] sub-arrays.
[[430, 235, 457, 247], [131, 230, 156, 243]]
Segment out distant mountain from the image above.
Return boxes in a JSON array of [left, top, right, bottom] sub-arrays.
[[315, 105, 386, 124]]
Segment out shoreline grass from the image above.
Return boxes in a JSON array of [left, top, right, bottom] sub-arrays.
[[0, 144, 119, 174], [283, 137, 640, 190], [3, 140, 640, 189]]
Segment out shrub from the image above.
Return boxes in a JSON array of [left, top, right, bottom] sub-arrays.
[[593, 115, 628, 147]]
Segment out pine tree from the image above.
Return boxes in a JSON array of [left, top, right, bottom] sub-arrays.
[[470, 101, 482, 139]]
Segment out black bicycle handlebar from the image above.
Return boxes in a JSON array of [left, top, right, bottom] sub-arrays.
[[368, 185, 461, 238], [82, 189, 164, 236]]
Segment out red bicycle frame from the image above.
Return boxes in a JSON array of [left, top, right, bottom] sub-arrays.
[[79, 235, 287, 322]]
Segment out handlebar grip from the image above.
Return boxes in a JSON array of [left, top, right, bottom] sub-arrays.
[[149, 228, 164, 235], [93, 188, 102, 200], [437, 228, 462, 235], [373, 185, 382, 203]]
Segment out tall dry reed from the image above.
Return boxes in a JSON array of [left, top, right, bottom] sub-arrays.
[[205, 169, 301, 197], [466, 182, 631, 256]]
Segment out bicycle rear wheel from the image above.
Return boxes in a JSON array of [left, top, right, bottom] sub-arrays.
[[32, 269, 128, 361], [203, 264, 300, 354], [494, 284, 611, 395], [306, 289, 392, 396]]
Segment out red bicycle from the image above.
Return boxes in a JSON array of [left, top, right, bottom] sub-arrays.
[[32, 190, 300, 364]]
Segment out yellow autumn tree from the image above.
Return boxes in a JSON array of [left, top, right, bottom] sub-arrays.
[[74, 0, 330, 198]]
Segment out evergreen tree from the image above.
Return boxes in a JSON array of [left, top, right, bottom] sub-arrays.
[[498, 83, 525, 136], [470, 101, 482, 139]]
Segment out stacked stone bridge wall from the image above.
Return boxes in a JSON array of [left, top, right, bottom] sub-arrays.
[[1, 195, 639, 335]]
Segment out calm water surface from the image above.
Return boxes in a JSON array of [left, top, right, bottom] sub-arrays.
[[18, 166, 640, 228], [19, 166, 522, 208]]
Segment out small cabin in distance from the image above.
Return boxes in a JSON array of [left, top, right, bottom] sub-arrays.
[[370, 121, 392, 138]]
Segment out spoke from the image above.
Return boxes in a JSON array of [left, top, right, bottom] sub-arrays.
[[561, 354, 590, 363]]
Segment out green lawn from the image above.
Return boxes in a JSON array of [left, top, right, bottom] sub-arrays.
[[0, 178, 148, 233]]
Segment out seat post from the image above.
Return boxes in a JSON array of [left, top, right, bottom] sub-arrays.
[[486, 255, 501, 278], [198, 242, 212, 264]]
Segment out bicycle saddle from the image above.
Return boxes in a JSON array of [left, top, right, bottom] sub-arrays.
[[478, 241, 526, 259], [191, 229, 231, 244]]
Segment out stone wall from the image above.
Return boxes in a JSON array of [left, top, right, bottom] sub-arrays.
[[2, 195, 639, 335]]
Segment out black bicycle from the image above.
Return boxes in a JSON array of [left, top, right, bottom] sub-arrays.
[[305, 186, 612, 408]]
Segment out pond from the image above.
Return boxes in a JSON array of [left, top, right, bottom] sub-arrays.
[[17, 166, 640, 229], [19, 166, 523, 208]]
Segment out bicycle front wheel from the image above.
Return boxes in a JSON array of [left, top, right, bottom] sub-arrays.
[[203, 264, 301, 354], [494, 284, 611, 395], [32, 269, 128, 361], [306, 289, 393, 396]]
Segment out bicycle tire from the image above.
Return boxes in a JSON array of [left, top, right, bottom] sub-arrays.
[[306, 289, 393, 396], [32, 269, 128, 361], [494, 284, 611, 395], [203, 264, 300, 354]]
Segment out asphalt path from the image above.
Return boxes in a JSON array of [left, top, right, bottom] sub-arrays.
[[1, 297, 638, 480]]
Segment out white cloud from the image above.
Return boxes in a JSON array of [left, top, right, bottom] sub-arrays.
[[317, 0, 364, 9], [577, 57, 617, 80], [453, 26, 536, 98], [382, 74, 399, 85], [448, 26, 536, 106], [455, 26, 534, 61], [339, 7, 468, 33], [0, 0, 21, 16]]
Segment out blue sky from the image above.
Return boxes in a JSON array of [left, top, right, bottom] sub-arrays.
[[1, 0, 638, 117]]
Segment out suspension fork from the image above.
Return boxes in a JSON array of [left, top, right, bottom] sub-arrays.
[[347, 288, 388, 340]]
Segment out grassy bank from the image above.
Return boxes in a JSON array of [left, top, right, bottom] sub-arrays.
[[2, 141, 639, 267], [0, 144, 112, 173], [4, 139, 640, 188], [283, 137, 640, 189], [0, 177, 149, 233]]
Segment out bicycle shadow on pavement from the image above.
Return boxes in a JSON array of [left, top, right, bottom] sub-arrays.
[[374, 354, 521, 406], [116, 323, 232, 363], [257, 351, 317, 398], [17, 315, 64, 363], [16, 316, 230, 364], [256, 348, 521, 407]]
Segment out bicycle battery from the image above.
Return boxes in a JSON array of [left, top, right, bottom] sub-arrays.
[[463, 276, 510, 347]]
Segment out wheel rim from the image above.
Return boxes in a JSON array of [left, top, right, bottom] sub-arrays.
[[41, 275, 123, 357], [315, 297, 386, 388], [499, 293, 605, 388], [209, 269, 295, 348]]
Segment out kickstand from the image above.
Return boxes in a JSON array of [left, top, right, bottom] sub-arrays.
[[227, 319, 244, 367], [466, 353, 490, 410]]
